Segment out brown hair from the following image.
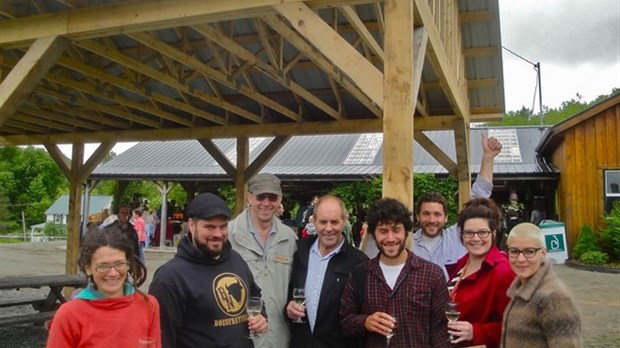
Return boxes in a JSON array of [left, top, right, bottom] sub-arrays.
[[457, 198, 501, 244]]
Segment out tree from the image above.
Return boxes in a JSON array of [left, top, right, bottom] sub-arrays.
[[0, 146, 68, 230]]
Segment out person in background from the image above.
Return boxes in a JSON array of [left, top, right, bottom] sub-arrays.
[[340, 198, 451, 348], [149, 193, 267, 348], [133, 209, 146, 263], [302, 215, 317, 238], [446, 198, 515, 348], [228, 173, 297, 348], [529, 197, 547, 225], [286, 195, 368, 348], [502, 190, 524, 240], [47, 224, 160, 347], [501, 223, 582, 347], [102, 205, 140, 259], [408, 134, 502, 279]]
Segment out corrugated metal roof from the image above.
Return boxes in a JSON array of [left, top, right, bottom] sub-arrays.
[[46, 195, 113, 216], [92, 126, 556, 180]]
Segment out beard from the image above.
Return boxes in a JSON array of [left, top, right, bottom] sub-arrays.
[[189, 232, 227, 258], [376, 239, 406, 259]]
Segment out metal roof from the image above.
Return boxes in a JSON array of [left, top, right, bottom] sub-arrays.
[[46, 195, 113, 216], [91, 126, 556, 181]]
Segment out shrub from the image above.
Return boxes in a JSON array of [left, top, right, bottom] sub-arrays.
[[572, 224, 599, 260], [43, 223, 67, 237], [600, 201, 620, 260], [579, 250, 609, 266]]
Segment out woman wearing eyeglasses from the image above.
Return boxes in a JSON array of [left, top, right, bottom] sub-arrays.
[[446, 198, 515, 348], [47, 224, 161, 347], [501, 223, 582, 347]]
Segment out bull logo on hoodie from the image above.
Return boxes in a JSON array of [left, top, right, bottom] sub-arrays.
[[213, 273, 248, 317]]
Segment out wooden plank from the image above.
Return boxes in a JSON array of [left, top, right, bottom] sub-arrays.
[[0, 274, 87, 290], [0, 311, 55, 327], [66, 145, 84, 275], [606, 108, 618, 166], [244, 136, 291, 181], [0, 119, 384, 145], [274, 2, 384, 109], [197, 138, 236, 177], [44, 144, 71, 180], [454, 119, 471, 208], [584, 118, 598, 227], [0, 297, 46, 308], [0, 36, 68, 126], [340, 5, 385, 62]]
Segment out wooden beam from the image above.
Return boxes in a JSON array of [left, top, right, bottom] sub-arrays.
[[244, 135, 291, 181], [79, 141, 115, 183], [197, 138, 236, 178], [414, 130, 457, 175], [21, 107, 103, 131], [235, 137, 249, 214], [0, 119, 383, 145], [459, 10, 495, 23], [0, 36, 68, 126], [125, 32, 297, 122], [190, 25, 334, 120], [414, 0, 470, 121], [463, 46, 497, 57], [43, 143, 71, 180], [66, 143, 84, 275], [454, 118, 471, 208], [16, 113, 76, 132], [76, 39, 262, 124], [0, 0, 373, 47], [340, 5, 384, 62], [274, 2, 384, 109], [262, 15, 382, 117], [382, 0, 414, 207]]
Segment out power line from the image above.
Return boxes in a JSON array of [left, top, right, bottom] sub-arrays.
[[502, 45, 544, 125]]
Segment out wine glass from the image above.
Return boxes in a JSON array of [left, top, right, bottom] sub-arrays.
[[385, 313, 397, 347], [445, 301, 460, 341], [246, 296, 263, 338], [292, 288, 306, 323]]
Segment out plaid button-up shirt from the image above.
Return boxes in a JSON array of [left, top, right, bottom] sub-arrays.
[[339, 251, 451, 348]]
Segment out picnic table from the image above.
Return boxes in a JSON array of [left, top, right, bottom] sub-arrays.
[[0, 274, 88, 327]]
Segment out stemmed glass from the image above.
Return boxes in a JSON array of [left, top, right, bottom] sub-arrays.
[[292, 288, 306, 323], [385, 313, 397, 347], [246, 296, 263, 339], [445, 301, 460, 341]]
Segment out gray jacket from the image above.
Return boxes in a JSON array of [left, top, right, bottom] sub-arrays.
[[229, 209, 297, 348]]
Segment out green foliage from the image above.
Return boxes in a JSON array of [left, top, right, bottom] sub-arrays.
[[218, 185, 237, 213], [43, 223, 67, 237], [0, 146, 68, 229], [600, 201, 620, 260], [572, 224, 600, 260], [328, 177, 382, 221], [486, 89, 617, 126], [579, 250, 609, 266]]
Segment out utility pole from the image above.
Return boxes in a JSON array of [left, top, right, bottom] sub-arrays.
[[502, 46, 544, 125]]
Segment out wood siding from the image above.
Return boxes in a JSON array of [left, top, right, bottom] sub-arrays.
[[552, 103, 620, 252]]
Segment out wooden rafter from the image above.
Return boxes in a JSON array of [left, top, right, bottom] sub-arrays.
[[262, 15, 382, 117], [192, 24, 338, 120], [340, 5, 384, 62]]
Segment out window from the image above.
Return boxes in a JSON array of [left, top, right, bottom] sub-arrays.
[[605, 170, 620, 213]]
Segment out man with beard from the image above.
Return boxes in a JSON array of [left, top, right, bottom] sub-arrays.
[[286, 195, 368, 348], [412, 134, 502, 279], [339, 198, 451, 348], [149, 193, 268, 348], [228, 173, 297, 348]]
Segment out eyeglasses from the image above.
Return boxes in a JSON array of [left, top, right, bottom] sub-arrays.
[[507, 247, 543, 259], [255, 193, 279, 202], [462, 229, 492, 239], [94, 261, 130, 273]]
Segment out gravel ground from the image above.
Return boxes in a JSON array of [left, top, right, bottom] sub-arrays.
[[1, 241, 619, 347]]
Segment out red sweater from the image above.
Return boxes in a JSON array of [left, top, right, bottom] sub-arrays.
[[47, 293, 161, 348], [448, 247, 515, 348], [134, 216, 147, 242]]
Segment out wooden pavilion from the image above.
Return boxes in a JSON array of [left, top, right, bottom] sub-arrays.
[[0, 0, 504, 274]]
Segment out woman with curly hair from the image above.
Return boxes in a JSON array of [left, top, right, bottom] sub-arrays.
[[446, 198, 515, 348], [47, 223, 160, 347]]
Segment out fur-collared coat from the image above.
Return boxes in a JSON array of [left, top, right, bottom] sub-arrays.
[[501, 260, 582, 347]]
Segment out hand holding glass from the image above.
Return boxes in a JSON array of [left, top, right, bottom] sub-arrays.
[[385, 313, 397, 347], [292, 288, 306, 323], [246, 297, 263, 338], [445, 301, 460, 341]]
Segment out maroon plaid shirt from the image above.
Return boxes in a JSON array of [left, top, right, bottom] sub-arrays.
[[339, 251, 451, 348]]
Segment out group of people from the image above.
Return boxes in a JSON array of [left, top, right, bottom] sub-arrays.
[[46, 135, 582, 348]]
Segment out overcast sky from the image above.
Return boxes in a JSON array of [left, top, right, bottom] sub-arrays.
[[500, 0, 619, 112]]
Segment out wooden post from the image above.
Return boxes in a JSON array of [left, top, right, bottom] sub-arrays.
[[382, 0, 414, 209], [65, 143, 84, 275], [235, 137, 249, 215]]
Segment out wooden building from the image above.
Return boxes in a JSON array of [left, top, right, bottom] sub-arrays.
[[0, 1, 504, 273], [538, 93, 620, 252]]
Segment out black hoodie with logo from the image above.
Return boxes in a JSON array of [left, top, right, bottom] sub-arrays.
[[149, 237, 263, 348]]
